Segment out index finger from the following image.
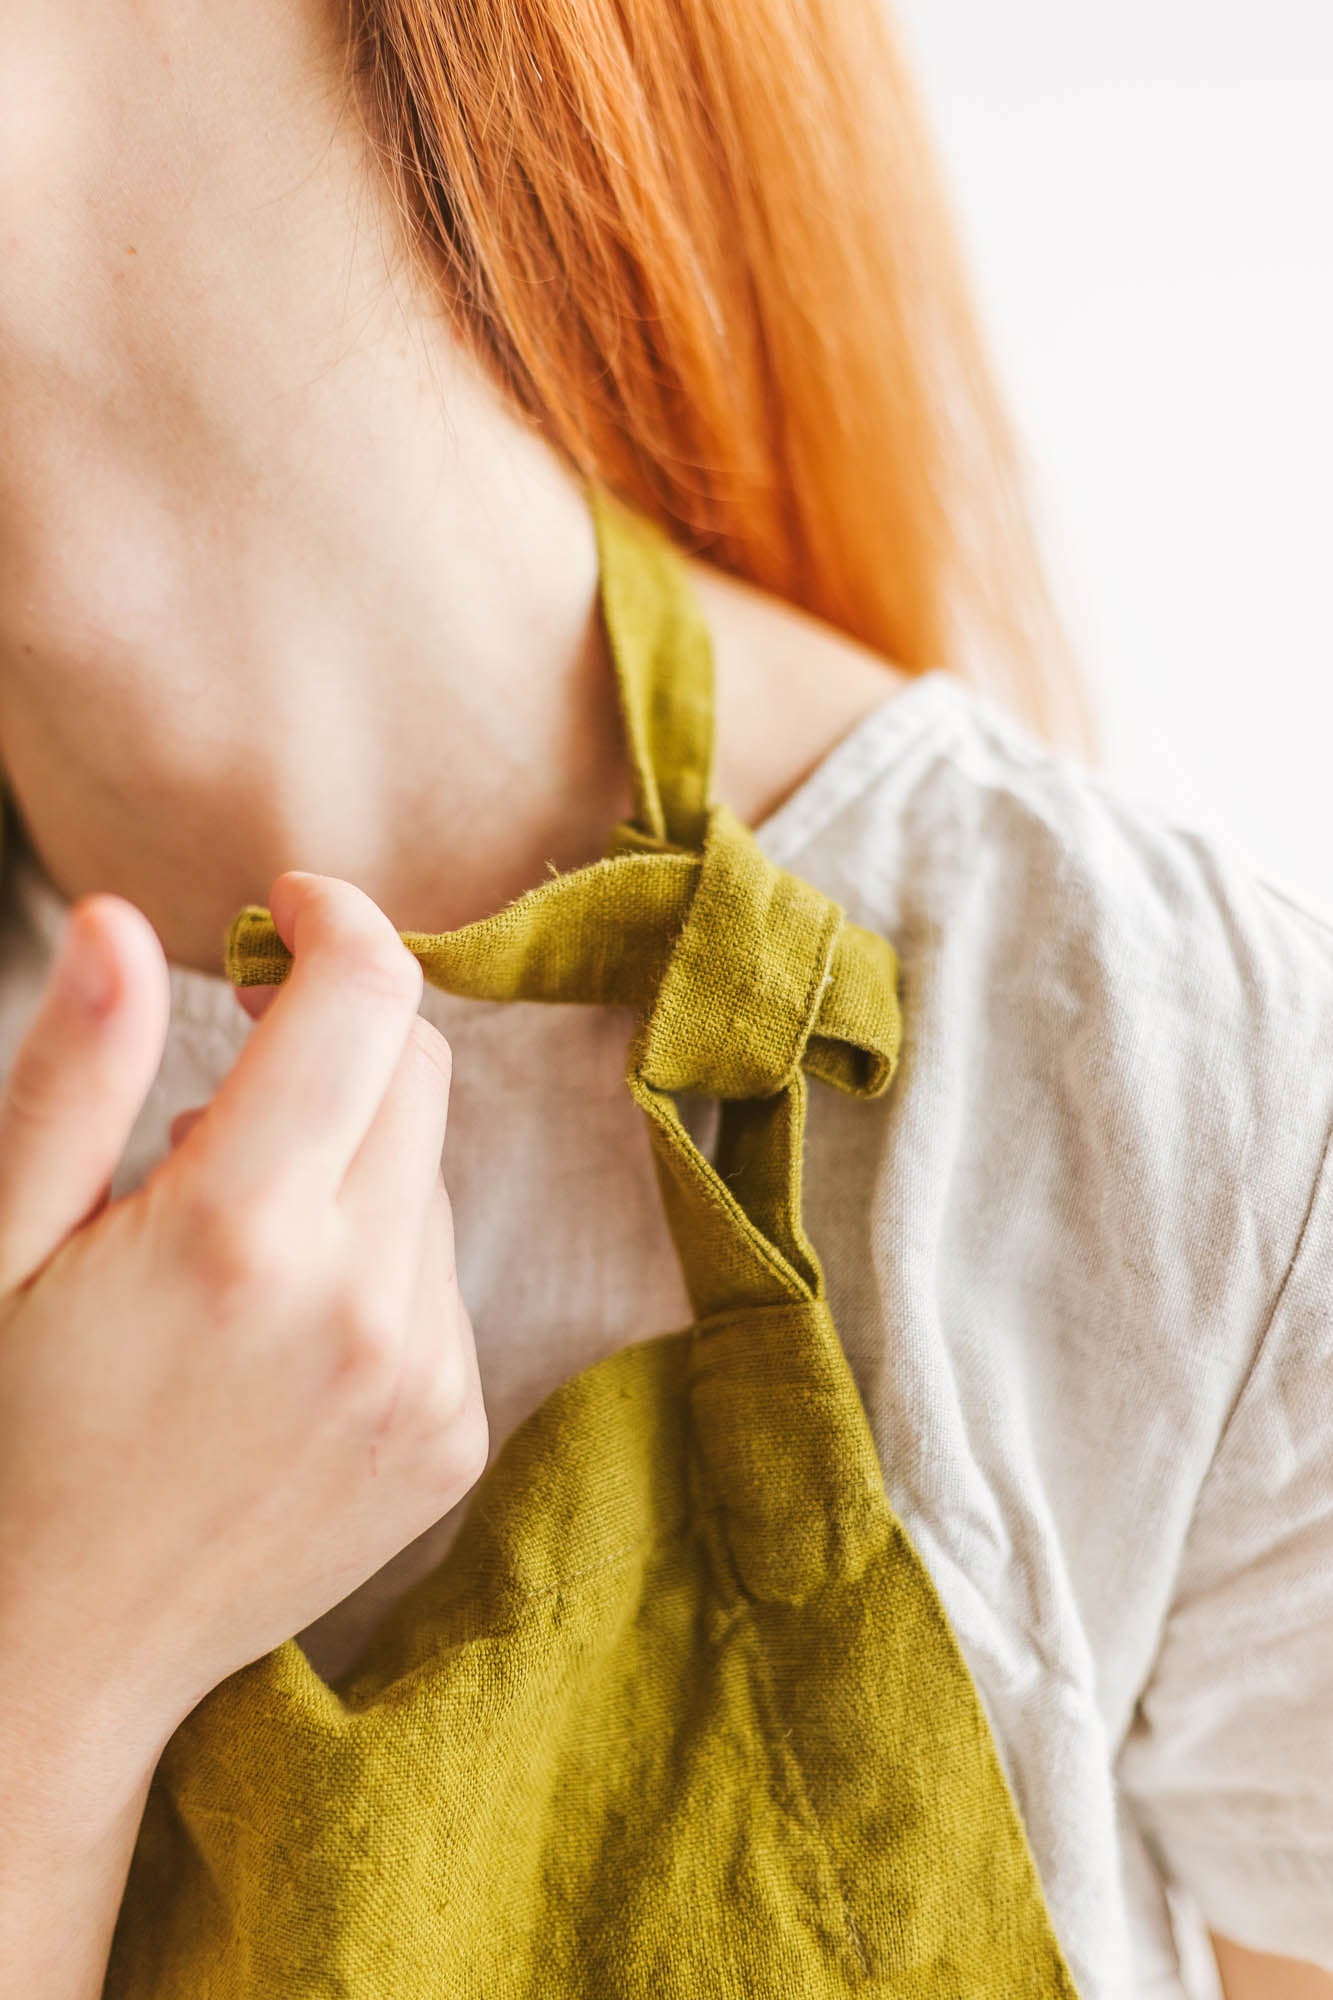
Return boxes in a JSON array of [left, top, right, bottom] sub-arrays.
[[175, 872, 425, 1208]]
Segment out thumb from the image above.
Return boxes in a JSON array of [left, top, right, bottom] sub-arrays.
[[0, 893, 171, 1291]]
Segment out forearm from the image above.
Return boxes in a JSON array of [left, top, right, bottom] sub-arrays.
[[0, 1669, 167, 2000]]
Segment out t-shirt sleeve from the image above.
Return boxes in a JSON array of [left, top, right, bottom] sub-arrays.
[[1117, 1109, 1333, 1968]]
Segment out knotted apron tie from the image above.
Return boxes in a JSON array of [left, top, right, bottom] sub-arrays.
[[102, 490, 1080, 1997]]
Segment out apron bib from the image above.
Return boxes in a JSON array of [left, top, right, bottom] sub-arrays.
[[104, 492, 1080, 1997]]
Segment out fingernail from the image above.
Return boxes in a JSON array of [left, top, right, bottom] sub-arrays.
[[235, 983, 278, 1019], [57, 913, 117, 1015]]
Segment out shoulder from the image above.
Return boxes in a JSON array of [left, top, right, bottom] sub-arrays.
[[777, 668, 1333, 1579], [766, 669, 1333, 1161]]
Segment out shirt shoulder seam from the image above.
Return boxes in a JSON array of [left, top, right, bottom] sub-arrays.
[[1205, 1105, 1333, 1473]]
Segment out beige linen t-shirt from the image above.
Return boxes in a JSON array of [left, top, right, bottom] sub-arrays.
[[1, 668, 1330, 1998]]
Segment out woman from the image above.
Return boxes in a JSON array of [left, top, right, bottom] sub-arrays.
[[0, 1, 1328, 1995]]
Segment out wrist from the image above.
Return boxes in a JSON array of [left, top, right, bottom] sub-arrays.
[[0, 1654, 177, 1845]]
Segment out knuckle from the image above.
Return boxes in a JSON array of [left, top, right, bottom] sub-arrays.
[[450, 1409, 491, 1493], [404, 1016, 453, 1091], [2, 1034, 67, 1134], [177, 1183, 294, 1296], [345, 943, 422, 1011], [427, 1390, 490, 1499], [331, 1283, 405, 1390], [419, 1311, 477, 1435]]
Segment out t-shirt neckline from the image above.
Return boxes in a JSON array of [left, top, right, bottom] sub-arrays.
[[751, 667, 962, 867]]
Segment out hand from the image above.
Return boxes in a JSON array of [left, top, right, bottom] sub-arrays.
[[0, 870, 486, 1749]]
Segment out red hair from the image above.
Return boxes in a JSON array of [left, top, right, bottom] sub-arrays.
[[349, 0, 1093, 751]]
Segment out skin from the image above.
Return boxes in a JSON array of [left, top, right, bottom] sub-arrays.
[[0, 1, 1321, 1994]]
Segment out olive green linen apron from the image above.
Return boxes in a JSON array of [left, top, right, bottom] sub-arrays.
[[103, 492, 1079, 1997]]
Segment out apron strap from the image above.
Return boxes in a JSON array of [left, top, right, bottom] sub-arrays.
[[590, 486, 714, 853]]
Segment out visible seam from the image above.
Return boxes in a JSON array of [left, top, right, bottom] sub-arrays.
[[1210, 1107, 1333, 1462], [1130, 1107, 1333, 1649], [753, 673, 965, 868], [784, 900, 844, 1087]]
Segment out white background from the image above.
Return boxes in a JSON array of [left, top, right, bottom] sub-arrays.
[[894, 0, 1332, 908]]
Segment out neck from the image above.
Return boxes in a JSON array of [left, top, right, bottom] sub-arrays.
[[0, 0, 632, 976]]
